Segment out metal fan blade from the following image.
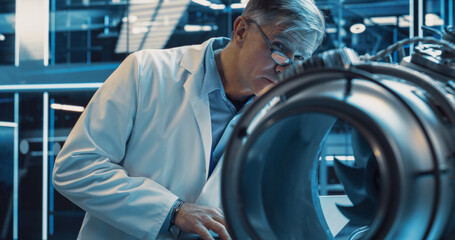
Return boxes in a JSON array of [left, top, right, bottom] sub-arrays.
[[351, 129, 373, 168], [336, 198, 376, 226], [333, 157, 366, 205]]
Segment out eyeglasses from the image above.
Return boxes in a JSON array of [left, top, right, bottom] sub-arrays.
[[247, 20, 294, 67]]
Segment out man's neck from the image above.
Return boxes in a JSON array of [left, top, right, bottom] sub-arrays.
[[215, 45, 253, 101]]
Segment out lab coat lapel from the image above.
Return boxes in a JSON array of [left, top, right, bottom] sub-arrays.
[[211, 97, 255, 161], [181, 44, 213, 179], [212, 113, 241, 160], [194, 113, 241, 209]]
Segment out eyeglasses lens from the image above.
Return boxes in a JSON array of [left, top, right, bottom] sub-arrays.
[[271, 51, 291, 66]]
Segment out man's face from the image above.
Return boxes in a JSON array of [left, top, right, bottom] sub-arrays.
[[236, 21, 314, 96]]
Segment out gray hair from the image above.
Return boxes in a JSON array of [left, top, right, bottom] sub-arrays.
[[242, 0, 325, 55]]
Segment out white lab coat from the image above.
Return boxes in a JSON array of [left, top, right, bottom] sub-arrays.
[[52, 37, 233, 240]]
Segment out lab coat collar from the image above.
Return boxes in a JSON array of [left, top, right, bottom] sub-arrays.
[[201, 48, 222, 97], [201, 38, 230, 96], [181, 37, 230, 179], [180, 37, 230, 96]]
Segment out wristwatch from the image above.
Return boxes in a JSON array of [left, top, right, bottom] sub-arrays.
[[170, 199, 185, 227]]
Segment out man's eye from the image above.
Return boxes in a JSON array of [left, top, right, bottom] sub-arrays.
[[296, 56, 304, 61], [273, 42, 285, 51]]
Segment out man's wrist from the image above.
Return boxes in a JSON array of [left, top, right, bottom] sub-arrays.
[[170, 199, 185, 227]]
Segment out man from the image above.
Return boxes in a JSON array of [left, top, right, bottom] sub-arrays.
[[52, 0, 325, 239]]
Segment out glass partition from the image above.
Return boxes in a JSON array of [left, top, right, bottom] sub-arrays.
[[0, 126, 15, 240]]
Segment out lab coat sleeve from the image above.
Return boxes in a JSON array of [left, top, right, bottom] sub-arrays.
[[52, 53, 178, 240]]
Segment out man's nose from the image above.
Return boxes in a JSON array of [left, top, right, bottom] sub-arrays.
[[274, 64, 288, 73]]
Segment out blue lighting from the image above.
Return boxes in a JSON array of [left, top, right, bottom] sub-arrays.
[[13, 93, 19, 239], [49, 98, 55, 236], [42, 92, 49, 239], [0, 121, 17, 127], [0, 83, 103, 92]]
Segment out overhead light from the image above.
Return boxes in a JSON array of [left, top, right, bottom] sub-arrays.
[[0, 83, 103, 91], [210, 4, 225, 10], [326, 28, 337, 34], [202, 25, 215, 31], [0, 121, 17, 127], [0, 33, 5, 41], [350, 23, 366, 34], [50, 103, 85, 112], [365, 15, 416, 28], [132, 27, 149, 34], [139, 21, 160, 27], [122, 15, 138, 23], [426, 13, 443, 27], [324, 155, 355, 161], [184, 25, 202, 32], [192, 0, 211, 6], [130, 0, 160, 3], [184, 24, 217, 32], [367, 16, 397, 25], [231, 3, 246, 9]]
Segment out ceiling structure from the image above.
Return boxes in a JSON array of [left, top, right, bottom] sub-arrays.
[[1, 0, 442, 134], [115, 0, 192, 52], [0, 0, 446, 66]]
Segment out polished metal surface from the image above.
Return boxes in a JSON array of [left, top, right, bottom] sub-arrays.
[[222, 46, 455, 239]]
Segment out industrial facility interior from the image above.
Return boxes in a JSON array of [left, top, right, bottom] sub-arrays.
[[1, 0, 455, 239]]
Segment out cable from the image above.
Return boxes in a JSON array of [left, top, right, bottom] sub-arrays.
[[361, 37, 455, 61]]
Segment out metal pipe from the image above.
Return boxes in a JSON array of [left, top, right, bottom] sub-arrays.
[[44, 0, 49, 66], [337, 0, 343, 47], [15, 0, 20, 66], [13, 93, 19, 239], [0, 83, 103, 92], [51, 0, 56, 65], [87, 17, 92, 64], [410, 0, 424, 39], [42, 92, 49, 240], [49, 98, 55, 236]]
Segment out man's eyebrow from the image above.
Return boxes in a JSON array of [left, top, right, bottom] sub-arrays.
[[272, 34, 292, 50], [274, 34, 306, 57]]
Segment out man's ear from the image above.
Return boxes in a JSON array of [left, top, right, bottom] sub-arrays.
[[232, 16, 249, 48]]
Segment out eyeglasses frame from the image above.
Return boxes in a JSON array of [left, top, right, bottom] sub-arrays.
[[246, 19, 294, 67]]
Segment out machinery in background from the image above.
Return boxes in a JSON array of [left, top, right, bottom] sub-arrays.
[[221, 27, 455, 239]]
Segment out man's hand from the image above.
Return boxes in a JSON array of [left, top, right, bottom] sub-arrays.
[[174, 202, 232, 240]]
